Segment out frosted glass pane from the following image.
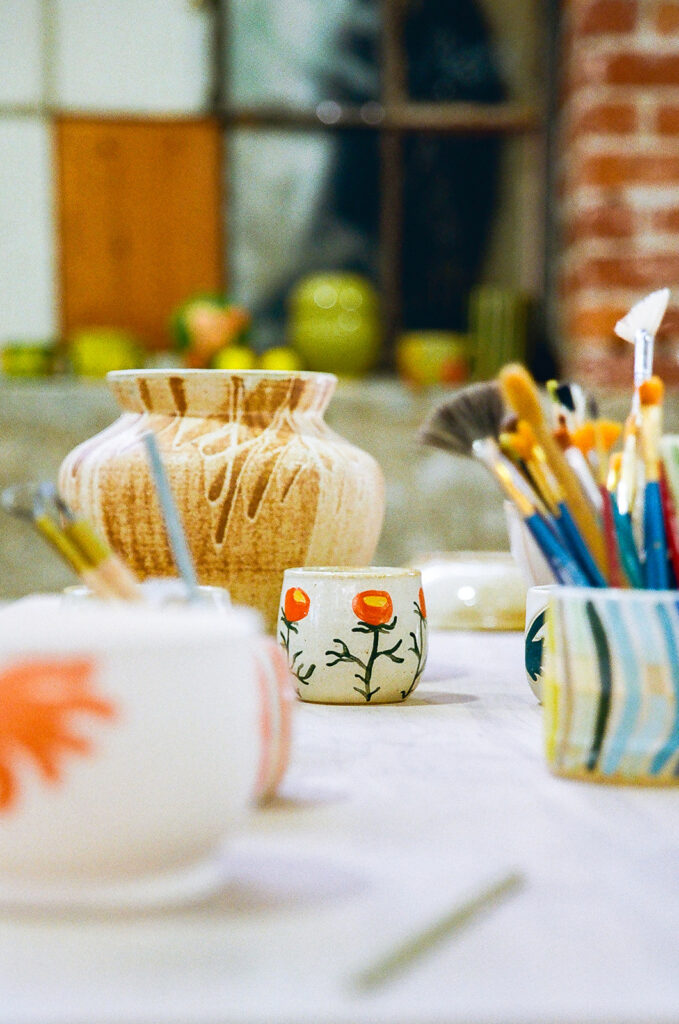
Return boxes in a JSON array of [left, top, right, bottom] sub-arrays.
[[228, 129, 378, 346], [0, 0, 43, 106], [0, 119, 55, 340], [54, 0, 211, 112], [227, 0, 379, 107]]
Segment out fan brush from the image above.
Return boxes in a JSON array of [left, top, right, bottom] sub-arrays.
[[420, 383, 590, 586]]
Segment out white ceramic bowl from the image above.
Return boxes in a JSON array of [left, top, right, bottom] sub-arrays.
[[0, 599, 262, 907]]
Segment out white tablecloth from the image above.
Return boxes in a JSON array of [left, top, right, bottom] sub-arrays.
[[2, 630, 679, 1024]]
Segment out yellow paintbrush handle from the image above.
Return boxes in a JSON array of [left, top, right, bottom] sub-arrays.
[[531, 420, 608, 576], [34, 515, 116, 600], [63, 520, 142, 601]]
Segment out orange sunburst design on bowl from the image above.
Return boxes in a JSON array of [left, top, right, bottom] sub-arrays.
[[0, 658, 116, 811]]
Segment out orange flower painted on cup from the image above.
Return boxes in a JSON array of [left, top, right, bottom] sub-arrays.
[[418, 587, 427, 619], [352, 590, 393, 626], [284, 587, 311, 623], [279, 588, 315, 688], [0, 658, 116, 811]]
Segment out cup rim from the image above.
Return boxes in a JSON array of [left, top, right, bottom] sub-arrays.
[[283, 566, 421, 579], [550, 586, 679, 601], [107, 368, 337, 384]]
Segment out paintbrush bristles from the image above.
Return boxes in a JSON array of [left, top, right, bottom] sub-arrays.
[[499, 364, 543, 423], [639, 376, 664, 406], [419, 382, 505, 457], [614, 288, 670, 343]]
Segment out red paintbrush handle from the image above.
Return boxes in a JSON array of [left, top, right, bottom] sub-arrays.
[[659, 467, 679, 584], [599, 485, 624, 588]]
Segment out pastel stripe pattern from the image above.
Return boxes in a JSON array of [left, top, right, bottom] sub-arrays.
[[650, 603, 679, 776], [600, 599, 641, 777], [543, 591, 679, 786]]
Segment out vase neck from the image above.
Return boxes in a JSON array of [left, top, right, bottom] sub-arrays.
[[108, 371, 336, 421]]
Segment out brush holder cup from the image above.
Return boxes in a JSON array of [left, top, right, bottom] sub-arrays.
[[544, 587, 679, 786]]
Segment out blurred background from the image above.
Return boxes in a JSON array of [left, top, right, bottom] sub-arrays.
[[2, 0, 679, 596]]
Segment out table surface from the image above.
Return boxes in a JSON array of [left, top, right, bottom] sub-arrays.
[[2, 629, 679, 1024]]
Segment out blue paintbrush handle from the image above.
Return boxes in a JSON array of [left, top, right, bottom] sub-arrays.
[[556, 503, 607, 587], [525, 512, 591, 586], [611, 498, 644, 588], [644, 481, 670, 590]]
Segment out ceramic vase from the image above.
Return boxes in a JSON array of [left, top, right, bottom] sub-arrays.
[[58, 370, 385, 631]]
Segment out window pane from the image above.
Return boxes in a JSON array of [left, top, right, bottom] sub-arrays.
[[226, 0, 380, 109], [403, 0, 541, 104], [227, 128, 379, 347]]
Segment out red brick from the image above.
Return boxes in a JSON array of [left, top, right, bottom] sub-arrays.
[[603, 53, 679, 86], [567, 205, 637, 243], [656, 3, 679, 34], [566, 305, 629, 338], [567, 253, 679, 289], [650, 207, 679, 231], [570, 101, 637, 137], [576, 153, 679, 187], [578, 0, 638, 35], [657, 104, 679, 133]]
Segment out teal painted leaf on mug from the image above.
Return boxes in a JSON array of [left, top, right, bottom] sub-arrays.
[[525, 610, 546, 683]]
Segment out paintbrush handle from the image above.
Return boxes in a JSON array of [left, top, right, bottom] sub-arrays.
[[63, 520, 142, 601], [525, 513, 591, 586], [532, 420, 608, 577], [659, 469, 679, 587], [598, 487, 626, 588], [610, 499, 644, 589], [644, 481, 670, 589], [564, 446, 602, 512], [556, 503, 607, 587], [33, 515, 116, 599]]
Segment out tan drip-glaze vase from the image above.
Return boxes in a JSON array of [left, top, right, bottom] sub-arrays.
[[58, 370, 385, 631]]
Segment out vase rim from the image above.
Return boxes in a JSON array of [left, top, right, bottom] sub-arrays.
[[107, 368, 338, 384]]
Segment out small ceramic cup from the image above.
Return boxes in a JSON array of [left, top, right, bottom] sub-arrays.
[[279, 567, 428, 704], [0, 598, 278, 907], [524, 584, 556, 702], [544, 586, 679, 786]]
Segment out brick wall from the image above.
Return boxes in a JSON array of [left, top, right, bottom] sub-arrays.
[[560, 0, 679, 384]]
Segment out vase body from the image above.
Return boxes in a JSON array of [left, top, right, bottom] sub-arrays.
[[58, 370, 385, 631]]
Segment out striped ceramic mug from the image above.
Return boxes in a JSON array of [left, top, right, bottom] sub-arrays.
[[544, 587, 679, 785]]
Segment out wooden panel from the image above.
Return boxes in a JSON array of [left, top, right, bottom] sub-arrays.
[[55, 117, 223, 349]]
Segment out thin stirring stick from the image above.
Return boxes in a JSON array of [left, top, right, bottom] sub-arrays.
[[352, 870, 525, 992], [142, 431, 200, 603]]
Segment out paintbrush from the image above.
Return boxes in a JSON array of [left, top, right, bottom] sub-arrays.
[[607, 454, 644, 589], [42, 486, 142, 601], [639, 376, 669, 589], [591, 420, 626, 588], [506, 421, 606, 587], [1, 484, 118, 599], [143, 431, 200, 603], [499, 365, 608, 579], [420, 385, 591, 586], [552, 414, 602, 513], [614, 288, 670, 514], [352, 871, 525, 991], [546, 379, 591, 432], [659, 464, 679, 587]]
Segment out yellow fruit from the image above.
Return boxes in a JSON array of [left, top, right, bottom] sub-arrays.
[[211, 346, 258, 371], [69, 328, 143, 378], [259, 347, 304, 372]]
